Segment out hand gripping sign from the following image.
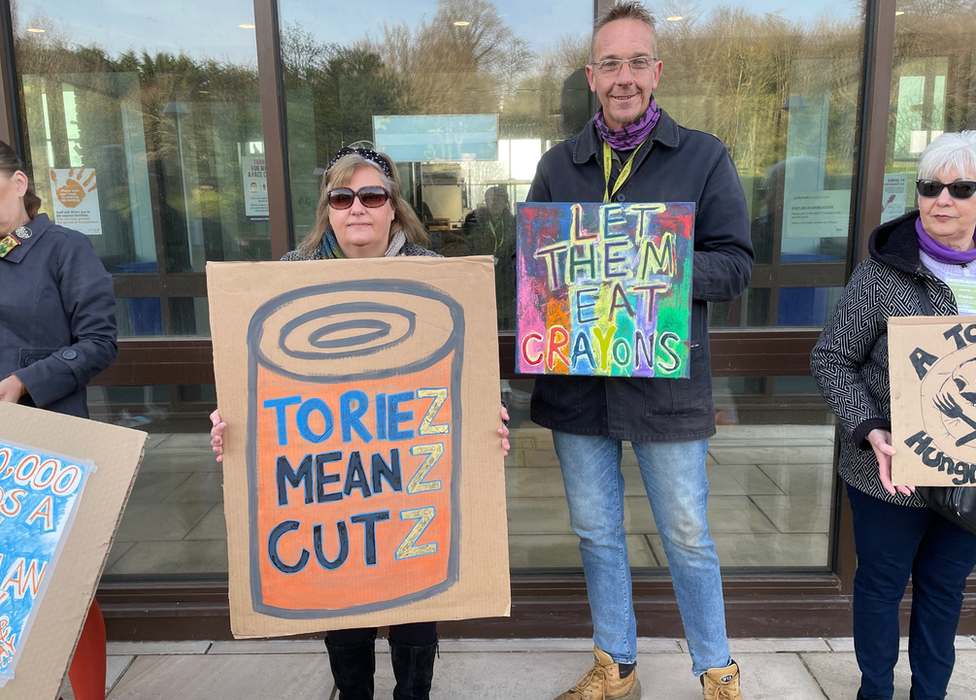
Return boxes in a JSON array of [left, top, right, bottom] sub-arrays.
[[208, 257, 509, 638]]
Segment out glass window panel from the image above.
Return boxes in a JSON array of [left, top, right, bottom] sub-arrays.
[[13, 2, 271, 338], [658, 3, 864, 328], [891, 3, 975, 189], [278, 0, 594, 330], [86, 385, 222, 578], [115, 297, 210, 336]]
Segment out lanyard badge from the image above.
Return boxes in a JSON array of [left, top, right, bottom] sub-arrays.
[[602, 139, 648, 203]]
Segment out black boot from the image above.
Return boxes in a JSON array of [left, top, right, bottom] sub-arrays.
[[389, 639, 437, 700], [325, 633, 375, 700]]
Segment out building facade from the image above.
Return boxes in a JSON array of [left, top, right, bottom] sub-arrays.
[[1, 0, 974, 639]]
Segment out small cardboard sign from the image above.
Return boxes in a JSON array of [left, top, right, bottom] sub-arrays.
[[515, 202, 694, 377], [0, 402, 146, 700], [207, 257, 510, 638], [890, 315, 976, 486]]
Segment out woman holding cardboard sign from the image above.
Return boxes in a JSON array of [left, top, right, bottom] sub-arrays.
[[811, 131, 976, 700], [211, 147, 510, 700], [0, 140, 117, 700]]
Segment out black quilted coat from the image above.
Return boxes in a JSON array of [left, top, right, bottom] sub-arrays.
[[811, 211, 957, 506]]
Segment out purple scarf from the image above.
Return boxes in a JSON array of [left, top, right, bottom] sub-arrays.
[[916, 218, 976, 264], [594, 99, 661, 150]]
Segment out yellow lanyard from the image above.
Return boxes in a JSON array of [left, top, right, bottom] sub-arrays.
[[487, 219, 503, 253], [603, 139, 648, 203]]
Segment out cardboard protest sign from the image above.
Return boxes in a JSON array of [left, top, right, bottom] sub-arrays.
[[890, 315, 976, 486], [207, 257, 510, 638], [515, 202, 694, 377], [0, 402, 146, 700]]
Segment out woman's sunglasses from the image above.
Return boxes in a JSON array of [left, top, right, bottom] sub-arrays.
[[327, 186, 391, 210], [916, 179, 976, 200]]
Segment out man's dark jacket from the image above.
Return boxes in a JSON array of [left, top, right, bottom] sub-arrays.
[[526, 109, 754, 442]]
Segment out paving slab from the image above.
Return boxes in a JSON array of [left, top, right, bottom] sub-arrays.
[[801, 649, 976, 700], [106, 640, 212, 655], [106, 653, 333, 700], [208, 639, 324, 654]]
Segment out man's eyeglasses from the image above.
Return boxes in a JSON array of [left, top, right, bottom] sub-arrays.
[[327, 186, 391, 210], [589, 56, 657, 75], [916, 179, 976, 200]]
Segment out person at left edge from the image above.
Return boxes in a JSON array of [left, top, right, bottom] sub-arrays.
[[0, 140, 118, 697], [210, 146, 511, 700]]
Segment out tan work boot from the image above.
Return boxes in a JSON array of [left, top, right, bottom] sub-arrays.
[[701, 661, 743, 700], [553, 646, 641, 700]]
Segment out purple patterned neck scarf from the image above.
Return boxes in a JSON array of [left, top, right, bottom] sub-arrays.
[[594, 99, 661, 150], [916, 217, 976, 264]]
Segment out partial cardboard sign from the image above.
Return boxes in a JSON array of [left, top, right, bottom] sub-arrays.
[[515, 202, 694, 378], [207, 257, 510, 638], [890, 315, 976, 486], [0, 441, 95, 686], [0, 402, 146, 700]]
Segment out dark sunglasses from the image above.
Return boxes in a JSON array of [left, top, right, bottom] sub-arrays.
[[916, 179, 976, 200], [327, 186, 390, 210]]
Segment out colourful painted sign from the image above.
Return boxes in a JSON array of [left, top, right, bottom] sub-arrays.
[[516, 202, 695, 378], [0, 442, 94, 686], [247, 280, 463, 619]]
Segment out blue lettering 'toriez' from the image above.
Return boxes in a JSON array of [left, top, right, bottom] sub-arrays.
[[297, 398, 334, 443], [388, 391, 415, 441], [340, 390, 373, 443], [263, 396, 302, 446]]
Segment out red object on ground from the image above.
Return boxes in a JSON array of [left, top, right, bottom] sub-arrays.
[[67, 600, 106, 700]]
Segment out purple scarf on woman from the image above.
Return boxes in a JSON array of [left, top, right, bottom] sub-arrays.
[[916, 218, 976, 265], [594, 99, 661, 150]]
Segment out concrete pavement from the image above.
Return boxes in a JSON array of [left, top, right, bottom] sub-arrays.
[[55, 636, 976, 699]]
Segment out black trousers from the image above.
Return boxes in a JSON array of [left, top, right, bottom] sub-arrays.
[[326, 622, 437, 647]]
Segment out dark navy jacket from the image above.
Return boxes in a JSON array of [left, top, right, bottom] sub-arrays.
[[526, 109, 754, 442], [0, 214, 117, 418]]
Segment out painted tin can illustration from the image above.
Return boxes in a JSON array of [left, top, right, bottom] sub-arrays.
[[246, 279, 464, 619]]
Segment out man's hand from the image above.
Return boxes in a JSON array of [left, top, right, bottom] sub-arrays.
[[0, 374, 26, 403]]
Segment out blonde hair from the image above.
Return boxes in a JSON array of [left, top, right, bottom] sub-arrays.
[[296, 151, 429, 256]]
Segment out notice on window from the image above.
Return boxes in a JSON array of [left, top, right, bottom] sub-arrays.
[[49, 169, 102, 236], [242, 156, 269, 220], [783, 190, 851, 239], [881, 173, 911, 224]]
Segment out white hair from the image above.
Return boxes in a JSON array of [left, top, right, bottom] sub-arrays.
[[918, 131, 976, 181]]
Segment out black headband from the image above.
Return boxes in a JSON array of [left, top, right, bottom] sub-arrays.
[[326, 147, 394, 179]]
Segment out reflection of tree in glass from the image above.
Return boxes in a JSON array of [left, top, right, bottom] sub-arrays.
[[13, 11, 269, 269]]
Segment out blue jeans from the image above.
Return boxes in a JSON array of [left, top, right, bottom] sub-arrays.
[[552, 431, 732, 676], [847, 485, 976, 700]]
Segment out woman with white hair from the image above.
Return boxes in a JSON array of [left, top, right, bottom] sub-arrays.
[[811, 131, 976, 700]]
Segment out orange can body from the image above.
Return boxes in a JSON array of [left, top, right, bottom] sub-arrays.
[[246, 280, 463, 619]]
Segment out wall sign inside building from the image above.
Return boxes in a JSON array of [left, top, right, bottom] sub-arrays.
[[373, 115, 498, 162], [242, 155, 270, 221], [49, 169, 102, 237]]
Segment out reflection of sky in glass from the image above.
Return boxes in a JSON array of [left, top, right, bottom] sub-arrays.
[[16, 0, 259, 63], [279, 0, 590, 53], [20, 0, 859, 62]]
